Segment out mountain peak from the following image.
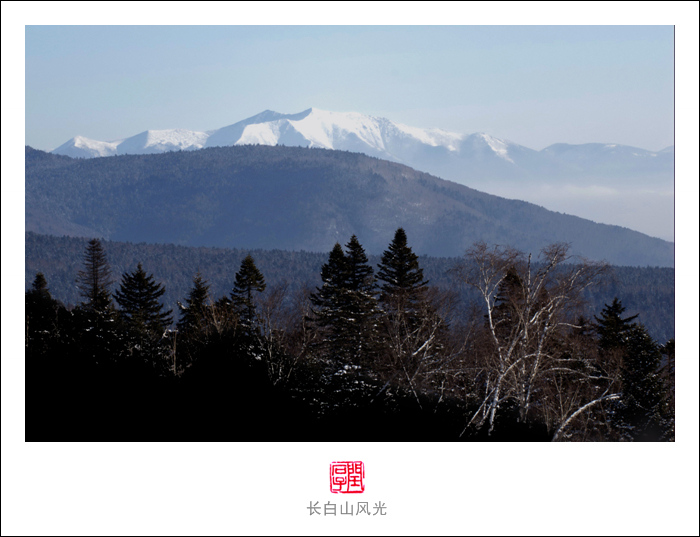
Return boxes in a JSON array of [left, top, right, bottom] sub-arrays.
[[50, 108, 504, 161]]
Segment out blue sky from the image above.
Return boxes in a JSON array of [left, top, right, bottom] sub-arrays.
[[25, 24, 674, 152]]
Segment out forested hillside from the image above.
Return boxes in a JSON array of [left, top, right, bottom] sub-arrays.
[[24, 145, 674, 442], [25, 145, 674, 266], [25, 232, 674, 343], [25, 231, 674, 442]]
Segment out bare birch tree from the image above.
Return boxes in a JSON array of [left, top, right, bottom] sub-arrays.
[[376, 286, 460, 409], [453, 241, 610, 436], [258, 283, 317, 387]]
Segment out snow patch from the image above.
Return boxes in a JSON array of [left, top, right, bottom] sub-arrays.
[[289, 109, 386, 150], [53, 136, 121, 158], [393, 122, 464, 151], [142, 129, 208, 150], [478, 133, 514, 163], [237, 122, 284, 146]]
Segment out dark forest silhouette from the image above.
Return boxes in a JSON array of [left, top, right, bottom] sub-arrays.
[[25, 232, 674, 441]]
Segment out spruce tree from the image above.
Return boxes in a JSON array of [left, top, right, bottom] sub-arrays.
[[310, 243, 349, 358], [76, 238, 114, 312], [377, 228, 428, 310], [594, 297, 638, 350], [177, 272, 211, 333], [618, 324, 669, 440], [25, 272, 67, 356], [343, 235, 380, 363], [375, 229, 444, 390], [231, 255, 266, 329], [492, 267, 523, 325], [310, 237, 379, 365], [30, 272, 50, 298], [74, 238, 119, 363], [660, 339, 675, 440], [309, 243, 349, 349], [114, 263, 173, 337]]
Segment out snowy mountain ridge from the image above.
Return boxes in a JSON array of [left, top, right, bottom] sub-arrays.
[[50, 106, 671, 172], [48, 108, 674, 241], [50, 107, 510, 162]]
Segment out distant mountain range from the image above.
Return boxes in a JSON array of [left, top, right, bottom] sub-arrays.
[[50, 108, 674, 240], [51, 108, 673, 182], [26, 145, 673, 267]]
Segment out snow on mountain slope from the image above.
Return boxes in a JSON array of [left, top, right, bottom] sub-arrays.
[[291, 109, 384, 149], [393, 121, 464, 151], [44, 107, 674, 240], [52, 130, 210, 158], [50, 108, 473, 164], [235, 122, 284, 146], [204, 109, 312, 148], [117, 129, 209, 155], [49, 108, 674, 174], [475, 133, 514, 163], [52, 136, 121, 158]]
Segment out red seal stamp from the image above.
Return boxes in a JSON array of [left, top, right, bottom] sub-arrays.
[[330, 461, 365, 493]]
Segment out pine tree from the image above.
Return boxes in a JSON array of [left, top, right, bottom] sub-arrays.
[[231, 255, 266, 329], [76, 238, 114, 312], [594, 297, 638, 350], [114, 263, 173, 337], [177, 272, 211, 333]]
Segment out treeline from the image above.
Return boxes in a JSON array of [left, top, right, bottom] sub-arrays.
[[26, 230, 674, 441], [25, 232, 674, 344]]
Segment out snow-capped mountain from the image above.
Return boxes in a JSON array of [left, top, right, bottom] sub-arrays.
[[50, 107, 671, 176], [52, 129, 210, 158], [52, 136, 121, 158], [50, 107, 517, 164], [49, 108, 674, 240]]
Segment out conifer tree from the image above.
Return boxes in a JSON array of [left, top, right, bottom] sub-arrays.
[[342, 235, 380, 363], [491, 266, 524, 339], [231, 255, 266, 329], [345, 235, 375, 296], [594, 297, 638, 350], [76, 238, 114, 312], [660, 338, 675, 440], [177, 272, 211, 333], [617, 324, 669, 440], [114, 263, 173, 337], [377, 228, 428, 311], [376, 229, 445, 397], [310, 237, 379, 364], [74, 238, 120, 363], [29, 272, 50, 298], [309, 243, 350, 357], [26, 272, 67, 356]]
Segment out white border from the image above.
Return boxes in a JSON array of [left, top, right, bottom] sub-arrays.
[[3, 3, 698, 536]]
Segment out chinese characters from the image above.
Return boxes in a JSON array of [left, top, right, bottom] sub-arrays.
[[330, 461, 365, 493], [307, 501, 387, 516]]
